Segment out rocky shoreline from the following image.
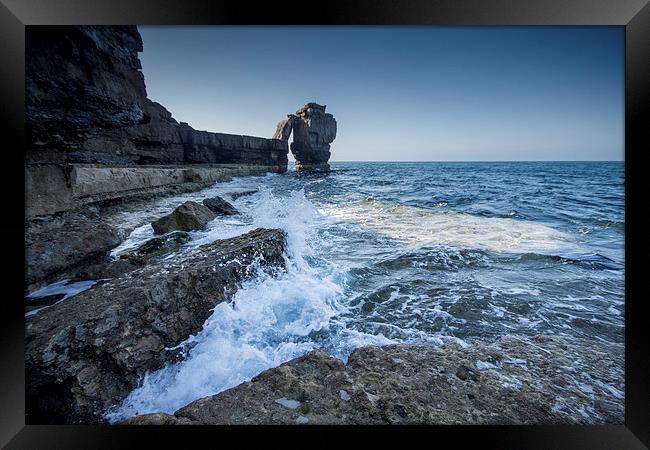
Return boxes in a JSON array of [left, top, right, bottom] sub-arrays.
[[26, 26, 337, 219], [120, 335, 623, 425], [26, 224, 287, 424], [24, 25, 623, 426], [25, 180, 623, 425]]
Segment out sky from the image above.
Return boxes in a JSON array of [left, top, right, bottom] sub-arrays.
[[138, 26, 624, 161]]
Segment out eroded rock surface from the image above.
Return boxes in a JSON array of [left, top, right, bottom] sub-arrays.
[[26, 228, 287, 424], [228, 190, 259, 200], [151, 201, 216, 234], [273, 103, 337, 171], [122, 335, 623, 425], [25, 207, 122, 289], [119, 231, 191, 266], [203, 196, 239, 215]]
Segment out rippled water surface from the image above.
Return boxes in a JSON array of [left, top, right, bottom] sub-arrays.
[[106, 161, 624, 420]]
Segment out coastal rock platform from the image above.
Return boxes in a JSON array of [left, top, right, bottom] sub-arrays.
[[122, 335, 623, 425]]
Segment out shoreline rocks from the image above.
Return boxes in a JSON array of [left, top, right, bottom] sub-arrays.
[[26, 228, 287, 424], [119, 231, 191, 266], [26, 164, 284, 219], [26, 26, 290, 219], [120, 335, 623, 425], [151, 201, 216, 234], [228, 189, 258, 200], [203, 196, 239, 215]]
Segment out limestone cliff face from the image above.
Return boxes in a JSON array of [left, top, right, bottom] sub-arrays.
[[273, 103, 337, 171], [26, 26, 288, 168], [26, 26, 149, 158]]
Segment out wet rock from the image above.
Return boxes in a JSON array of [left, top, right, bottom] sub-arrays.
[[26, 228, 287, 424], [125, 335, 623, 425], [25, 208, 122, 289], [119, 231, 191, 265], [158, 351, 349, 425], [228, 190, 258, 200], [202, 196, 239, 215], [151, 201, 215, 234], [455, 365, 479, 382], [68, 258, 140, 283], [120, 412, 189, 425], [25, 293, 66, 312]]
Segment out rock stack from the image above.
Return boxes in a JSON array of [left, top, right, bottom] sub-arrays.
[[273, 103, 337, 171]]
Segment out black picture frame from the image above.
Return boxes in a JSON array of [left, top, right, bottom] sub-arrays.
[[1, 0, 647, 447]]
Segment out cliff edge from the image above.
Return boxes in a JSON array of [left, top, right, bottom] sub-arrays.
[[25, 26, 289, 217]]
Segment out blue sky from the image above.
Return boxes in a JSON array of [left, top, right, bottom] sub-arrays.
[[138, 26, 624, 161]]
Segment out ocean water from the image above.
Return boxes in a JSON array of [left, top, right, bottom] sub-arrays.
[[96, 161, 624, 421]]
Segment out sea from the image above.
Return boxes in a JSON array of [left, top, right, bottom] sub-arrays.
[[33, 161, 625, 421]]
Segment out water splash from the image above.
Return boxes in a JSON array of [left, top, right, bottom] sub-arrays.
[[106, 187, 349, 421]]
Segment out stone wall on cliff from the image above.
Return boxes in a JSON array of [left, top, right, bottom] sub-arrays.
[[26, 25, 288, 168]]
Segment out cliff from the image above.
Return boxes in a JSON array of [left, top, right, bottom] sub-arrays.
[[25, 26, 289, 217]]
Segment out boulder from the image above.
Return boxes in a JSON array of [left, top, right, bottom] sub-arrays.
[[202, 196, 239, 215], [151, 201, 216, 234], [119, 231, 191, 265], [26, 228, 287, 424], [122, 335, 623, 425]]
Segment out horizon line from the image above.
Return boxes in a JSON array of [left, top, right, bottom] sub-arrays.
[[327, 159, 624, 163]]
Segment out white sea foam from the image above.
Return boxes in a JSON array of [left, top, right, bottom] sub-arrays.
[[320, 199, 576, 254], [110, 224, 154, 257]]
